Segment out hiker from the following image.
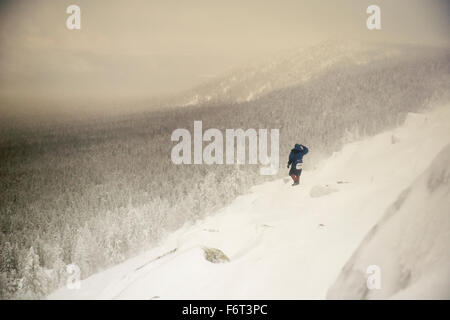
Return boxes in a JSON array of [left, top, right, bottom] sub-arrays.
[[287, 144, 309, 186]]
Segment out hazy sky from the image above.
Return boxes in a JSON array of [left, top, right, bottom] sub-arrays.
[[0, 0, 449, 110]]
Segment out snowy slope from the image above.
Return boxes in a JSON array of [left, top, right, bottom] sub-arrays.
[[49, 105, 450, 300], [327, 143, 450, 299]]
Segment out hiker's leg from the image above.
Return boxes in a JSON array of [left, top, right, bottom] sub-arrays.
[[297, 169, 302, 183]]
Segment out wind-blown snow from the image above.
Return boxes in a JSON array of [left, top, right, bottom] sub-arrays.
[[49, 105, 450, 300]]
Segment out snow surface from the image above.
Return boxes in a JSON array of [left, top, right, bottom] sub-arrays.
[[327, 143, 450, 299], [49, 106, 450, 300]]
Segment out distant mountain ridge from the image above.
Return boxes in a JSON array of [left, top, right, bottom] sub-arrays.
[[170, 41, 448, 107]]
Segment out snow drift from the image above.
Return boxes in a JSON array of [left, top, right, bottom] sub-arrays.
[[327, 143, 450, 299]]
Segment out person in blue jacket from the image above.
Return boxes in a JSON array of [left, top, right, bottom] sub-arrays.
[[287, 143, 309, 186]]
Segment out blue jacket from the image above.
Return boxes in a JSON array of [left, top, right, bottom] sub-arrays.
[[288, 144, 309, 167]]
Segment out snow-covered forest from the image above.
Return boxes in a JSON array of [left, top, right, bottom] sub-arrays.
[[0, 43, 449, 299]]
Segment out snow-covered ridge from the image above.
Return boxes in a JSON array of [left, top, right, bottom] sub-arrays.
[[176, 41, 434, 107], [49, 105, 450, 299]]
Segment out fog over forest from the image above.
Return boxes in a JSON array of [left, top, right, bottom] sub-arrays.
[[0, 0, 449, 117]]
